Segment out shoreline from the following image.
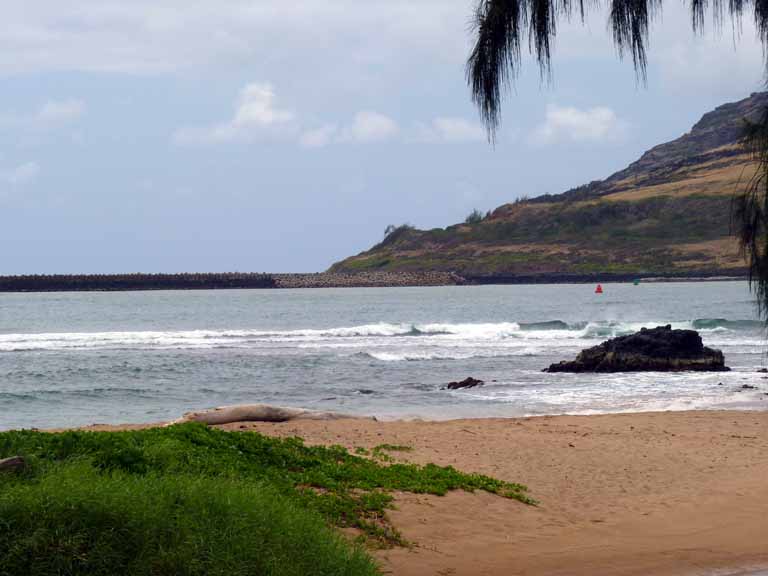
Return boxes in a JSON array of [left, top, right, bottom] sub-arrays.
[[0, 271, 748, 292], [55, 405, 768, 431], [55, 409, 768, 576]]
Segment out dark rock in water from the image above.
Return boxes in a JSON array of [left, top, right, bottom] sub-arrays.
[[758, 368, 768, 373], [443, 377, 484, 390], [741, 384, 757, 390], [545, 325, 729, 373]]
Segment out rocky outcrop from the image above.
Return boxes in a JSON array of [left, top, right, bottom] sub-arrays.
[[545, 325, 730, 373], [442, 377, 484, 390]]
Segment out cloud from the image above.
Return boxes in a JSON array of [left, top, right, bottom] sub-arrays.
[[230, 83, 294, 128], [432, 117, 485, 142], [531, 104, 627, 145], [298, 113, 398, 148], [654, 28, 763, 97], [416, 117, 486, 143], [4, 161, 40, 185], [0, 99, 86, 132], [0, 1, 470, 75], [300, 114, 485, 148], [173, 82, 295, 145], [176, 91, 400, 148], [36, 99, 86, 127], [339, 111, 399, 143], [299, 124, 338, 148]]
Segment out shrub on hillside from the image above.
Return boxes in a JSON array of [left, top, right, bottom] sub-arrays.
[[464, 209, 484, 224]]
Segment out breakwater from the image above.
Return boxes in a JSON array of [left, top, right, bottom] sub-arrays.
[[0, 273, 276, 292], [272, 272, 460, 289], [0, 270, 747, 293], [0, 271, 460, 292]]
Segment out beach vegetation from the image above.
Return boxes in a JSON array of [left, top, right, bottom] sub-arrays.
[[370, 444, 414, 463], [382, 223, 414, 242], [465, 209, 485, 224], [373, 443, 413, 452], [0, 423, 534, 574], [0, 463, 376, 576]]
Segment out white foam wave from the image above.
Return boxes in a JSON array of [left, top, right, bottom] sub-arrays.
[[0, 319, 762, 353], [363, 348, 542, 362], [446, 371, 765, 415]]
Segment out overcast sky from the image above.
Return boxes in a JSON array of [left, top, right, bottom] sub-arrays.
[[0, 0, 764, 273]]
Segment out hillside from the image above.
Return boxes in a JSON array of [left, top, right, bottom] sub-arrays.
[[330, 93, 768, 280]]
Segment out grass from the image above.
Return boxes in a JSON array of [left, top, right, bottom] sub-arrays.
[[0, 463, 376, 576], [0, 423, 533, 574], [339, 255, 393, 271]]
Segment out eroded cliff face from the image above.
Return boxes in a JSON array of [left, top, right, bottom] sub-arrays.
[[331, 93, 766, 279]]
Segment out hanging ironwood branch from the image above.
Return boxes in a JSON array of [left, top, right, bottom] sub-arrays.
[[467, 0, 768, 319]]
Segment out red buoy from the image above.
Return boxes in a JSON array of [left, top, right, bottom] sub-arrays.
[[595, 284, 603, 294]]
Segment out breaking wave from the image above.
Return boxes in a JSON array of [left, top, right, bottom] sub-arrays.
[[356, 348, 542, 362], [691, 318, 764, 331], [0, 317, 761, 353]]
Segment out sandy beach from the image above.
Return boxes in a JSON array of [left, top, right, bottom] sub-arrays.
[[210, 410, 768, 576]]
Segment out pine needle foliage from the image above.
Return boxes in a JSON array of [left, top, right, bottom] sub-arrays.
[[733, 108, 768, 318], [467, 0, 761, 136], [467, 0, 768, 318]]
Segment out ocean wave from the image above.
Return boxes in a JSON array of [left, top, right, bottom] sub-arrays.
[[692, 318, 764, 331], [519, 320, 570, 331], [0, 317, 761, 352], [0, 387, 158, 401], [355, 351, 461, 362], [357, 348, 541, 362]]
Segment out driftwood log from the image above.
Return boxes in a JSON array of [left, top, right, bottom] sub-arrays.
[[169, 404, 374, 426], [0, 456, 25, 473]]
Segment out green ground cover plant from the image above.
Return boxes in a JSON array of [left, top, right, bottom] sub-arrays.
[[0, 423, 533, 575], [0, 463, 376, 576]]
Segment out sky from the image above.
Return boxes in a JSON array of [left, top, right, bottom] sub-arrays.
[[0, 0, 765, 273]]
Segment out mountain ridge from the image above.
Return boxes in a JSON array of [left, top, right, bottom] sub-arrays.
[[330, 93, 766, 279]]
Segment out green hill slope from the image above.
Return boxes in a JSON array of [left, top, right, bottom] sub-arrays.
[[330, 93, 768, 280]]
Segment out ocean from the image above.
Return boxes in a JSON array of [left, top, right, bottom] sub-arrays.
[[1, 281, 766, 430]]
